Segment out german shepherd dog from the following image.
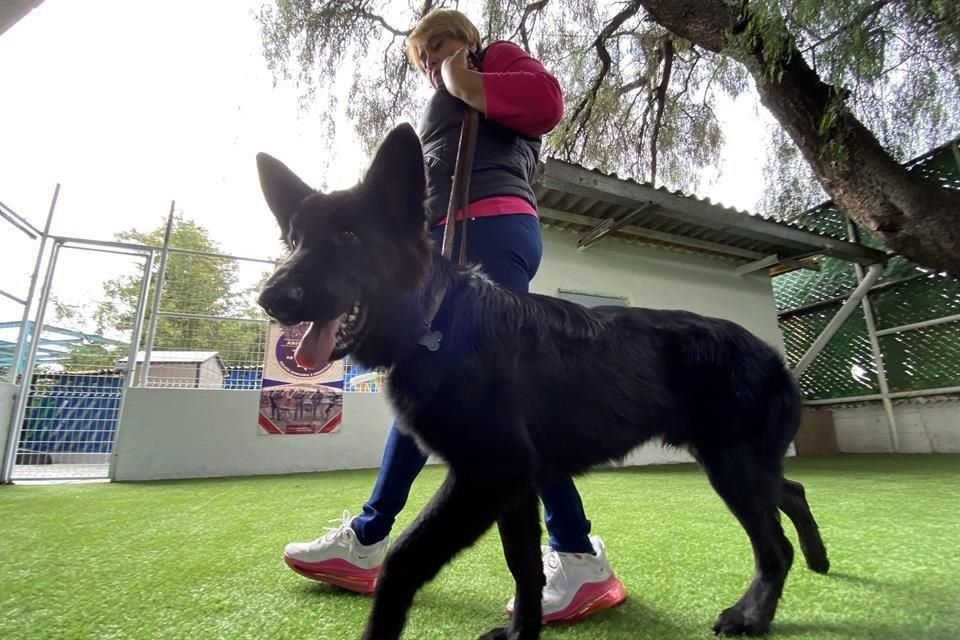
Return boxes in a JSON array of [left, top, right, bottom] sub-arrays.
[[256, 124, 830, 640]]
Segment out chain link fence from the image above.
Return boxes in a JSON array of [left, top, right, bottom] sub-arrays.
[[775, 139, 960, 402]]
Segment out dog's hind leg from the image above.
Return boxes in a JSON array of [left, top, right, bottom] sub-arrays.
[[779, 478, 830, 573], [478, 487, 543, 640], [699, 446, 794, 636], [362, 471, 521, 640]]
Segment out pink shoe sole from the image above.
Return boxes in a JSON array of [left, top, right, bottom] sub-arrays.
[[283, 555, 379, 595], [543, 575, 628, 625]]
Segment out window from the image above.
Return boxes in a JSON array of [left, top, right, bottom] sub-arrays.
[[557, 290, 629, 308]]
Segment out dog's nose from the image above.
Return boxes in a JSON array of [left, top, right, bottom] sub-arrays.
[[258, 285, 305, 323]]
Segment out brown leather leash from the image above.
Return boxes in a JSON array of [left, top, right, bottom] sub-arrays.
[[418, 107, 479, 352], [440, 107, 479, 265]]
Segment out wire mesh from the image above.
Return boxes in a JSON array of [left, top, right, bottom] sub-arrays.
[[140, 316, 268, 389], [780, 304, 880, 400], [774, 140, 960, 401], [13, 371, 123, 480], [140, 252, 272, 389], [774, 256, 858, 313], [870, 274, 960, 330], [880, 323, 960, 392], [10, 246, 141, 480]]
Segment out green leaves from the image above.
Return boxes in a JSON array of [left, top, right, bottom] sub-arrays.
[[92, 215, 268, 368], [256, 0, 958, 220]]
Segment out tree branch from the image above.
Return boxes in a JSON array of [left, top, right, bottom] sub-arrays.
[[418, 0, 435, 18], [357, 8, 411, 37], [567, 1, 644, 149], [510, 0, 550, 52], [638, 0, 960, 275], [800, 0, 893, 54], [650, 36, 674, 185], [617, 74, 650, 97]]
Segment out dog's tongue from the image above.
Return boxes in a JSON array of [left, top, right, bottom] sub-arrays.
[[294, 319, 340, 370]]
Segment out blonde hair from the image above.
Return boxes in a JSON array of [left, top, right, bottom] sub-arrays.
[[405, 9, 482, 72]]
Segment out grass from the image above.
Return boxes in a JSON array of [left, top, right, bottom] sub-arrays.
[[1, 454, 958, 640]]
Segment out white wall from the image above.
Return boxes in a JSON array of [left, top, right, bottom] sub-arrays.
[[113, 389, 396, 481], [113, 229, 788, 480], [535, 227, 785, 349], [831, 399, 960, 453]]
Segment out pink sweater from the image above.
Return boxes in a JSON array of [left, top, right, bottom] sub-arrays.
[[440, 41, 564, 224]]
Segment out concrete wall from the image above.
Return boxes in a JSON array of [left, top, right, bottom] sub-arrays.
[[830, 399, 960, 453], [113, 389, 395, 481], [113, 229, 788, 480]]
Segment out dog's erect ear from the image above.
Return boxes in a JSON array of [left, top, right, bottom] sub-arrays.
[[256, 153, 313, 234], [363, 124, 426, 221]]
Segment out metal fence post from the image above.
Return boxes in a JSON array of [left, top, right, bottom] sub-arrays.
[[139, 202, 175, 386], [6, 184, 59, 384], [793, 262, 885, 379], [846, 219, 900, 452], [2, 241, 63, 483], [124, 250, 156, 389]]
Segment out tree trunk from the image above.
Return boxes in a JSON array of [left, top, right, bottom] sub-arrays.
[[638, 0, 960, 277]]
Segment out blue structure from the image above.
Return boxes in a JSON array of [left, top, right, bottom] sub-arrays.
[[0, 320, 127, 376]]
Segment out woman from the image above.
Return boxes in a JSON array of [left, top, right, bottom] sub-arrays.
[[283, 9, 626, 624]]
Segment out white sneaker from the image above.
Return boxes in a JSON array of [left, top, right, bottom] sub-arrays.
[[283, 511, 388, 594], [506, 535, 627, 624]]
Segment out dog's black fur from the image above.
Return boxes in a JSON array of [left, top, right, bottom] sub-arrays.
[[256, 124, 830, 640]]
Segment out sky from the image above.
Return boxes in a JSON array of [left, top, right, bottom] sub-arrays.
[[0, 0, 772, 330]]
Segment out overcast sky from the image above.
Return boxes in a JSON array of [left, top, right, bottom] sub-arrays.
[[0, 0, 771, 329]]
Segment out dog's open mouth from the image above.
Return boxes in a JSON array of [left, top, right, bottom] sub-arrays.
[[293, 300, 366, 370]]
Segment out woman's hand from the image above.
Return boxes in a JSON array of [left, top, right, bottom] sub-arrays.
[[440, 48, 486, 114]]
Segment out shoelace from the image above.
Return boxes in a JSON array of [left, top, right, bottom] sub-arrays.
[[322, 509, 354, 542]]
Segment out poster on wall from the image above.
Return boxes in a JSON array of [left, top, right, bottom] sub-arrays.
[[258, 321, 343, 435]]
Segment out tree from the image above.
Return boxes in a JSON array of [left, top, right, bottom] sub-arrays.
[[257, 0, 960, 275], [41, 300, 126, 372], [95, 215, 267, 367]]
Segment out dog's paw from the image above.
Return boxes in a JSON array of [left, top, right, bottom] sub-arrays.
[[807, 553, 830, 574], [476, 627, 511, 640], [804, 547, 830, 574], [712, 606, 770, 636], [477, 626, 538, 640]]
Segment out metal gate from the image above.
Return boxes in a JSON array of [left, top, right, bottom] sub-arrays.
[[2, 193, 272, 482], [5, 239, 151, 481]]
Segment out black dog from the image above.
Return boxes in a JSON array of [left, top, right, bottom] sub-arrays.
[[256, 124, 830, 640]]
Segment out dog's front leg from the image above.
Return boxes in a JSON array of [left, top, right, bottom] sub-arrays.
[[362, 470, 516, 640], [478, 487, 543, 640]]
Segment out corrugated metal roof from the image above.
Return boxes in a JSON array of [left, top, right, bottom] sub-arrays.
[[534, 158, 888, 275]]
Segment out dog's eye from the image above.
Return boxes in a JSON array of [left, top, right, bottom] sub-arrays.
[[334, 229, 359, 246]]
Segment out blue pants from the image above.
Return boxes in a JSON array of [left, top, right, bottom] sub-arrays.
[[352, 214, 594, 554]]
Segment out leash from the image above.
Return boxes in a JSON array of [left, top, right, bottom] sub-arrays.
[[440, 107, 479, 265], [419, 107, 479, 352]]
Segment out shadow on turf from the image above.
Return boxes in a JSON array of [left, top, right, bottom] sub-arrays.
[[775, 621, 956, 640], [292, 581, 687, 637]]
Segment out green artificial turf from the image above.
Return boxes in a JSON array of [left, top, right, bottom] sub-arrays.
[[1, 455, 957, 639]]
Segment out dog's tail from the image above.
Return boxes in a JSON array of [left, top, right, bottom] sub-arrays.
[[766, 364, 803, 460]]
